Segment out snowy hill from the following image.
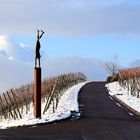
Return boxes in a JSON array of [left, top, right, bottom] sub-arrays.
[[0, 82, 87, 129]]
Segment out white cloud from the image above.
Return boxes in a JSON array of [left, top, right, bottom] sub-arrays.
[[0, 35, 44, 92], [45, 56, 108, 81], [8, 56, 14, 60], [19, 43, 27, 48], [0, 55, 33, 93], [0, 0, 139, 36], [0, 55, 108, 92], [0, 35, 11, 54], [0, 35, 34, 62]]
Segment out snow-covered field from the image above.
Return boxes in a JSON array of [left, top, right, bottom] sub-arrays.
[[0, 82, 87, 129], [106, 82, 140, 114]]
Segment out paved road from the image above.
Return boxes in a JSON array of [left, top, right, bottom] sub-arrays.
[[1, 82, 140, 140]]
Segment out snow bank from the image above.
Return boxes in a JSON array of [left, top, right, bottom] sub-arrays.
[[0, 82, 88, 129], [106, 82, 140, 114]]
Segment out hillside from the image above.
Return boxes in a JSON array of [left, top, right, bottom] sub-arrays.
[[0, 72, 86, 128]]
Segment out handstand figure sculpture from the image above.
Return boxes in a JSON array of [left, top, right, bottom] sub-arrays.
[[35, 30, 44, 67]]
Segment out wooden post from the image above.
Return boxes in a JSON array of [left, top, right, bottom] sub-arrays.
[[11, 89, 22, 119], [34, 67, 41, 118]]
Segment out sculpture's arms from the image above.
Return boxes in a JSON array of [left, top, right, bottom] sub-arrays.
[[39, 30, 45, 39]]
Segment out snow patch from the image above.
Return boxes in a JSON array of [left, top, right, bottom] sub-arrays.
[[0, 82, 88, 129], [106, 82, 140, 115]]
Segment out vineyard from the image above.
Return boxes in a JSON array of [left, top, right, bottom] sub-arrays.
[[106, 67, 140, 117], [0, 72, 86, 120], [118, 67, 140, 98]]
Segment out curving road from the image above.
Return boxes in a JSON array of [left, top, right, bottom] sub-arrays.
[[0, 82, 140, 140]]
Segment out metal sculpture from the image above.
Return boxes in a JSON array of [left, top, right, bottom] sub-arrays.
[[35, 30, 44, 67], [34, 30, 44, 118]]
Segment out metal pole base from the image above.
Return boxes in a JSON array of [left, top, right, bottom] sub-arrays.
[[34, 67, 41, 118]]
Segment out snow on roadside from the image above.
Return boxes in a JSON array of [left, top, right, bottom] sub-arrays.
[[0, 82, 88, 129], [106, 82, 140, 113]]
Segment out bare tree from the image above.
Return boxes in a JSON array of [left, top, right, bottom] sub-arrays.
[[103, 55, 120, 76]]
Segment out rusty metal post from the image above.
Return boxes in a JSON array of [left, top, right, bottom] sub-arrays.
[[34, 67, 41, 118]]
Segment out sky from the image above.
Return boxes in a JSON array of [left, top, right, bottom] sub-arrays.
[[0, 0, 140, 91]]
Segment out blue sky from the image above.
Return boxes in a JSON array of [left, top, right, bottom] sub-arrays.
[[13, 34, 140, 66], [0, 0, 140, 91]]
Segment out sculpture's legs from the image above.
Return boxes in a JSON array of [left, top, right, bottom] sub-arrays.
[[39, 59, 40, 68]]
